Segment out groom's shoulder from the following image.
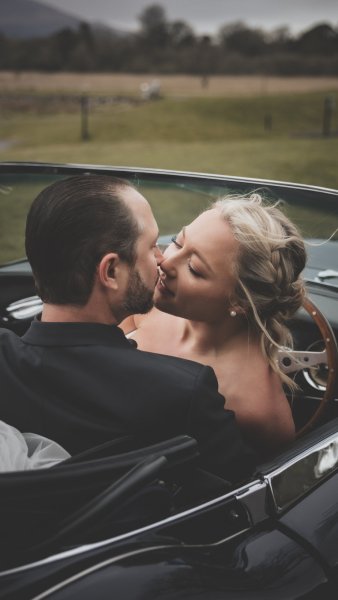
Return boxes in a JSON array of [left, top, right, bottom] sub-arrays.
[[135, 347, 213, 380]]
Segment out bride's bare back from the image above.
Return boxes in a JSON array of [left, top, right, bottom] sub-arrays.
[[123, 309, 295, 458]]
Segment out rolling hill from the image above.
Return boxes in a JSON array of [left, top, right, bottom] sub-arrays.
[[0, 0, 88, 38]]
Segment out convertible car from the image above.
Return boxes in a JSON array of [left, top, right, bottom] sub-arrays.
[[0, 162, 337, 599]]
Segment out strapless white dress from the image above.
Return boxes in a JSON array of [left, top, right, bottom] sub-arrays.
[[0, 420, 70, 472]]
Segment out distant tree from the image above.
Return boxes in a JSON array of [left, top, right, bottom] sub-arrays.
[[78, 22, 95, 53], [139, 4, 166, 29], [95, 33, 136, 71], [138, 4, 169, 47], [219, 21, 267, 56], [269, 26, 291, 44], [268, 26, 293, 52], [168, 20, 195, 47], [49, 28, 78, 69], [296, 23, 338, 54], [0, 34, 10, 69], [2, 7, 338, 75], [68, 42, 96, 71]]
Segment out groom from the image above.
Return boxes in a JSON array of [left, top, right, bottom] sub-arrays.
[[0, 174, 255, 483]]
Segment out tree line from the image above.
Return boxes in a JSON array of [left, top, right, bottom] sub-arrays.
[[1, 4, 338, 75]]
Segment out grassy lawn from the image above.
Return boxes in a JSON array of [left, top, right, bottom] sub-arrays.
[[1, 92, 338, 189]]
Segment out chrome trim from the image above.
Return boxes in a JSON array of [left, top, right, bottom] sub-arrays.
[[315, 269, 338, 282], [1, 161, 338, 196], [305, 278, 338, 293], [31, 545, 188, 600], [31, 526, 253, 600], [0, 478, 262, 577], [235, 482, 269, 525], [266, 432, 338, 512], [6, 295, 42, 320], [303, 370, 326, 392]]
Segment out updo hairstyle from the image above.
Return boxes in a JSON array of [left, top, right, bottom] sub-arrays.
[[213, 193, 307, 388]]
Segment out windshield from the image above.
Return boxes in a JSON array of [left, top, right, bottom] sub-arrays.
[[0, 166, 337, 285]]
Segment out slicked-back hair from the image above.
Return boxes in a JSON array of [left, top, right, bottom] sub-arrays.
[[25, 174, 139, 305]]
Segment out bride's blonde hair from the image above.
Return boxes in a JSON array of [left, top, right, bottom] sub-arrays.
[[213, 193, 306, 388]]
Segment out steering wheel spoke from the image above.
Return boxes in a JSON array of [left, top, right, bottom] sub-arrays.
[[283, 297, 338, 437], [278, 349, 328, 374]]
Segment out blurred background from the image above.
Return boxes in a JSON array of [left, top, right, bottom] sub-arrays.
[[1, 0, 338, 187]]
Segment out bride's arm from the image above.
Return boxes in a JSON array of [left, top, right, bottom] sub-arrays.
[[226, 369, 295, 459]]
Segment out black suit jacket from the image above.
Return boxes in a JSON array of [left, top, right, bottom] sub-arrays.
[[0, 321, 255, 482]]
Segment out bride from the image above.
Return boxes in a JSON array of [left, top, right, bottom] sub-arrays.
[[122, 194, 306, 459]]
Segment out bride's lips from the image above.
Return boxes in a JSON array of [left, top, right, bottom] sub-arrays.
[[156, 277, 174, 296]]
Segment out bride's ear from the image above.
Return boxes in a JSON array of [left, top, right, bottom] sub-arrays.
[[227, 296, 245, 317]]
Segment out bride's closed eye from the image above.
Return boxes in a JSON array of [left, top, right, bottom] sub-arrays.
[[188, 263, 202, 277], [171, 235, 182, 248], [171, 235, 203, 277]]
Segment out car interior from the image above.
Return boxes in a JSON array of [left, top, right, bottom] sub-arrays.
[[0, 166, 337, 569]]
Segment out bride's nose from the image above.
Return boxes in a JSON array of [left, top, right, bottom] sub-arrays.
[[159, 253, 177, 278]]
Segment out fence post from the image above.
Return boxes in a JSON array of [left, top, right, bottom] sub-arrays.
[[322, 96, 335, 137], [80, 95, 90, 141]]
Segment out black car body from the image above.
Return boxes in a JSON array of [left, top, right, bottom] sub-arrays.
[[0, 162, 337, 600]]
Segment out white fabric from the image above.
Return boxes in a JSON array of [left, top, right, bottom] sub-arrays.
[[125, 329, 137, 338], [0, 420, 70, 472]]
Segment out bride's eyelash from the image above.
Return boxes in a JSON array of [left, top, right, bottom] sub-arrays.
[[171, 235, 182, 248], [188, 263, 202, 277], [171, 235, 202, 277]]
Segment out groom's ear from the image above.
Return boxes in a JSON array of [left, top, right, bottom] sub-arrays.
[[98, 253, 127, 290]]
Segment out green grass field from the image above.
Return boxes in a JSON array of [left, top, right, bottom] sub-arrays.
[[1, 91, 338, 189]]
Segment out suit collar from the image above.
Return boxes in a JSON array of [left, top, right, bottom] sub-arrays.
[[22, 320, 132, 348]]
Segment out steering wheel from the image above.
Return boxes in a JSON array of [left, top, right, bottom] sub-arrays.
[[278, 296, 338, 437]]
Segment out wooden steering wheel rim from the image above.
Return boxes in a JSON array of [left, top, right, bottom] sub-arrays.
[[296, 296, 338, 437]]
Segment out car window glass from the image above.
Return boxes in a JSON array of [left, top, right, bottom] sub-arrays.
[[0, 170, 337, 275]]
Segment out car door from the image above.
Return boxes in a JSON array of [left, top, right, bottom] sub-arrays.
[[4, 420, 337, 600]]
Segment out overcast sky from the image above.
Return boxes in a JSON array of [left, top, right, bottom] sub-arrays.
[[38, 0, 338, 35]]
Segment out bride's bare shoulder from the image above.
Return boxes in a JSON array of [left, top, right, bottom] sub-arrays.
[[120, 309, 178, 336], [119, 314, 138, 334]]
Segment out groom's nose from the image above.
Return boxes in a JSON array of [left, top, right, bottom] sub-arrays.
[[154, 245, 164, 265]]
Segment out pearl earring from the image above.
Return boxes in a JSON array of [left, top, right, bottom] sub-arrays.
[[230, 309, 237, 317]]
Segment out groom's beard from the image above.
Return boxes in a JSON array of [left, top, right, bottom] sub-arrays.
[[122, 268, 155, 315]]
